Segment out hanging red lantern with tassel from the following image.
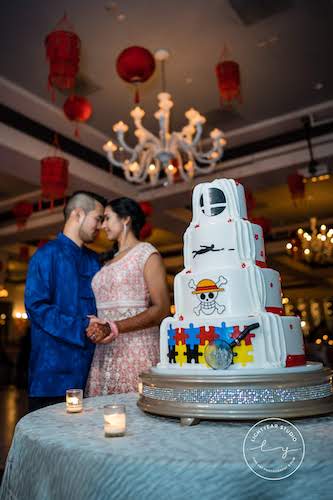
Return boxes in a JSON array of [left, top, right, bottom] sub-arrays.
[[19, 246, 30, 262], [139, 201, 153, 217], [12, 201, 34, 228], [140, 222, 153, 240], [139, 201, 153, 239], [116, 46, 156, 103], [287, 172, 305, 205], [40, 156, 69, 209], [244, 186, 256, 216], [45, 14, 81, 100], [215, 58, 241, 105], [251, 216, 272, 237], [37, 239, 50, 249], [63, 95, 93, 137]]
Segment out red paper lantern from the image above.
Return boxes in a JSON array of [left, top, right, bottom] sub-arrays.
[[45, 15, 81, 99], [37, 239, 50, 249], [40, 156, 69, 209], [116, 46, 155, 103], [140, 222, 153, 240], [19, 246, 30, 261], [251, 216, 272, 237], [216, 59, 241, 105], [12, 201, 34, 228], [287, 173, 305, 205], [244, 187, 256, 216], [63, 95, 93, 136], [139, 201, 153, 217]]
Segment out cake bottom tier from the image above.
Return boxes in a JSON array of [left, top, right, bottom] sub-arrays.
[[159, 312, 306, 370]]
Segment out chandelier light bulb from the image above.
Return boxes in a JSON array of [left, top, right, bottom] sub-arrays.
[[113, 121, 129, 133], [103, 140, 118, 152], [129, 162, 139, 173], [286, 243, 293, 250], [130, 106, 145, 120]]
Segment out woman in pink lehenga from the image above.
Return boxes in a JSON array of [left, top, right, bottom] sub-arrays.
[[85, 197, 170, 396]]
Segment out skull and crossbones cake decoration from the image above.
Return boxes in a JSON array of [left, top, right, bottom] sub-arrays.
[[188, 275, 227, 316]]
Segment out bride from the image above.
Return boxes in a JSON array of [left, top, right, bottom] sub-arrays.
[[85, 197, 170, 395]]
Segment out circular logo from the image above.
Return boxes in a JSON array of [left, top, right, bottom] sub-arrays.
[[243, 418, 305, 480]]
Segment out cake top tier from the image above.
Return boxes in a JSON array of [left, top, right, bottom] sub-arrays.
[[192, 179, 247, 222]]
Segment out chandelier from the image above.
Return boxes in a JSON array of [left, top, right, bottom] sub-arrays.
[[103, 49, 226, 185], [286, 217, 333, 266]]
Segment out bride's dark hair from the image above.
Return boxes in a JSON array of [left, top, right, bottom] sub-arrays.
[[100, 197, 146, 264]]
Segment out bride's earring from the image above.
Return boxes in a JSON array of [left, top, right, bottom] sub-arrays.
[[123, 222, 128, 239]]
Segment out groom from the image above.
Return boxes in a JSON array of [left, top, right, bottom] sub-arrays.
[[25, 191, 111, 412]]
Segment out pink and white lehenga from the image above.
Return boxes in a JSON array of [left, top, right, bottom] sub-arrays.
[[85, 243, 160, 396]]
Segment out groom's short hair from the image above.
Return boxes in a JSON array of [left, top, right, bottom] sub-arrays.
[[64, 191, 107, 221]]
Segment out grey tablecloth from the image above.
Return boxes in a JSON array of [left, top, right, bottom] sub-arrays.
[[1, 392, 332, 500]]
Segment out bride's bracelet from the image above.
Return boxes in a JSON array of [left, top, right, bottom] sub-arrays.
[[108, 320, 119, 337]]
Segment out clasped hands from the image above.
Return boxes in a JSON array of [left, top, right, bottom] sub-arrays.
[[86, 315, 119, 344]]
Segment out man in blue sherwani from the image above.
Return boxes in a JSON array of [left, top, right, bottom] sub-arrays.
[[25, 191, 109, 412]]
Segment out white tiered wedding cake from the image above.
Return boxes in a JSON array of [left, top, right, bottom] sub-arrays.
[[158, 178, 306, 371]]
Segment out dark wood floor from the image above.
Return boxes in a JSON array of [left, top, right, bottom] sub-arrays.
[[0, 386, 28, 471], [0, 344, 29, 484]]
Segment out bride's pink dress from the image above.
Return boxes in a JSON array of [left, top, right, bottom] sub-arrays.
[[85, 242, 160, 396]]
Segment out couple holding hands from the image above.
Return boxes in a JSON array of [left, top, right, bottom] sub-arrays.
[[25, 191, 170, 412]]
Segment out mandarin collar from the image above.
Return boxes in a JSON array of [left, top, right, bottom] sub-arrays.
[[57, 232, 83, 255]]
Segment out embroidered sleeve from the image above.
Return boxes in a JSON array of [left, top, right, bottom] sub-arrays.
[[139, 243, 159, 272]]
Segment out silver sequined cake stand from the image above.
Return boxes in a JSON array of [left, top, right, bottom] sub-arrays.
[[137, 362, 333, 425]]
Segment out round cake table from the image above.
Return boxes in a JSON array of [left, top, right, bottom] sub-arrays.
[[1, 393, 332, 500]]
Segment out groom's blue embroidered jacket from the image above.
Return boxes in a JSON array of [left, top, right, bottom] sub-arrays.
[[25, 233, 100, 397]]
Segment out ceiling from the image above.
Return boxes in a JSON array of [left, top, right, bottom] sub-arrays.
[[0, 0, 333, 299], [1, 0, 333, 133]]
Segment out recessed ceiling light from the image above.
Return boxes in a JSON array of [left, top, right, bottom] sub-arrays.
[[313, 82, 324, 90], [185, 77, 193, 84]]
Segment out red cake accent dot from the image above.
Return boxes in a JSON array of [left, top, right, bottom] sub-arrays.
[[289, 324, 293, 330], [186, 270, 192, 274], [228, 218, 232, 223], [260, 250, 264, 257], [179, 315, 184, 321], [195, 224, 200, 228], [255, 234, 259, 240], [241, 263, 246, 268], [270, 282, 273, 288]]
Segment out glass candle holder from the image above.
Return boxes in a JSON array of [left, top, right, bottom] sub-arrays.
[[104, 404, 126, 437], [66, 389, 83, 413]]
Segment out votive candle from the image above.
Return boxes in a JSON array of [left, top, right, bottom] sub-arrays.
[[104, 404, 126, 437], [66, 389, 83, 413]]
